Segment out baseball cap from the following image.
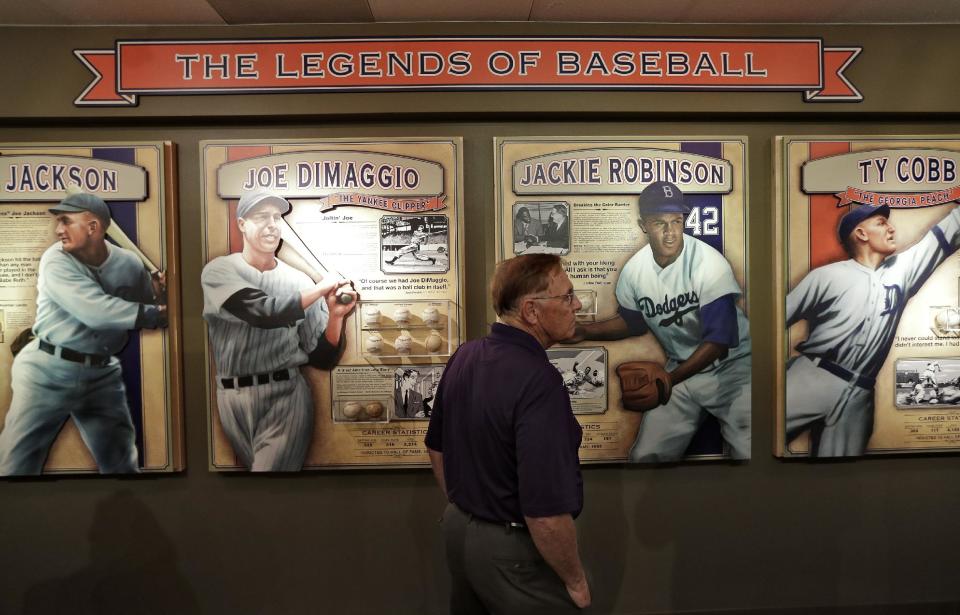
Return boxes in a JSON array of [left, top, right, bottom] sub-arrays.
[[837, 204, 890, 243], [236, 189, 291, 219], [638, 181, 690, 215], [49, 192, 112, 227]]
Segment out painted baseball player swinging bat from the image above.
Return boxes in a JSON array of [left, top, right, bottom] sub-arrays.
[[277, 217, 355, 305]]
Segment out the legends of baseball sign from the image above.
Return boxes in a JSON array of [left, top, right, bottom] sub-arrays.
[[73, 37, 861, 106]]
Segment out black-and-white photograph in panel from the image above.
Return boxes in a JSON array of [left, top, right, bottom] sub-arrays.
[[392, 365, 445, 420], [547, 347, 608, 414], [381, 215, 450, 274], [511, 201, 570, 255], [895, 359, 960, 409]]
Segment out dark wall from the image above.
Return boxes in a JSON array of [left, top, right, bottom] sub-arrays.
[[1, 23, 960, 615]]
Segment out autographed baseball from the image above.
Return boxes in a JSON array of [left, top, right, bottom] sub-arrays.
[[393, 307, 411, 326], [422, 306, 440, 326], [425, 329, 443, 353], [362, 305, 381, 326], [365, 401, 385, 419], [342, 401, 363, 419], [365, 332, 383, 353], [395, 330, 413, 353], [577, 292, 594, 312], [936, 308, 960, 329]]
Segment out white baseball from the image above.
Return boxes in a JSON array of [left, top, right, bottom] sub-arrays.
[[365, 401, 385, 419], [425, 329, 443, 353], [937, 308, 960, 328], [362, 305, 381, 326], [422, 306, 440, 326], [365, 332, 383, 353], [342, 401, 363, 419], [395, 330, 413, 353], [393, 307, 411, 326]]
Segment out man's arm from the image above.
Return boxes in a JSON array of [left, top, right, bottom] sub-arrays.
[[524, 514, 591, 609], [669, 341, 727, 386], [427, 447, 447, 499]]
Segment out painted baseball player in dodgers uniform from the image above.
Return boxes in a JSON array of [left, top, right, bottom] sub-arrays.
[[573, 181, 751, 462], [0, 192, 166, 475], [202, 190, 356, 471], [786, 203, 960, 456]]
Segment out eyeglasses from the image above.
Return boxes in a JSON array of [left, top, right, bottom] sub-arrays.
[[529, 290, 577, 306]]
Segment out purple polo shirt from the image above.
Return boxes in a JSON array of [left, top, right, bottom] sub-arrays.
[[425, 322, 583, 523]]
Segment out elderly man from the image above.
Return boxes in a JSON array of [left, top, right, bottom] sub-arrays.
[[0, 191, 167, 475], [786, 202, 960, 456], [201, 189, 356, 471], [425, 254, 590, 614]]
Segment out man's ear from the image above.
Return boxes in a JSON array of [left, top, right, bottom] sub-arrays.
[[518, 297, 539, 326], [637, 217, 648, 234], [852, 225, 868, 243]]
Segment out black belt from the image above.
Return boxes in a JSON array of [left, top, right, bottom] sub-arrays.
[[808, 355, 876, 390], [459, 505, 526, 532], [221, 368, 293, 390], [38, 339, 110, 367]]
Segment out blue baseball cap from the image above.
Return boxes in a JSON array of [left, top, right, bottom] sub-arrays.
[[236, 189, 291, 219], [49, 192, 111, 227], [837, 204, 890, 243], [638, 181, 690, 215]]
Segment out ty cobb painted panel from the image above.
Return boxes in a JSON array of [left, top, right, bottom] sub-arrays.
[[776, 137, 960, 457], [0, 142, 183, 475], [496, 137, 751, 463], [201, 138, 464, 471]]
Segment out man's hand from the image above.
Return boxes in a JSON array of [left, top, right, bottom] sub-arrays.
[[566, 576, 592, 609], [323, 278, 358, 318], [525, 514, 591, 610]]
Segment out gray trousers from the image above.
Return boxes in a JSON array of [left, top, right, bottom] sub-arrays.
[[441, 503, 585, 615]]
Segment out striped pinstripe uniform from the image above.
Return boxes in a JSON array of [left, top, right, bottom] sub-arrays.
[[202, 253, 335, 471]]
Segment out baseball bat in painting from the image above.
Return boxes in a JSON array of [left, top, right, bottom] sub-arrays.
[[278, 218, 355, 305]]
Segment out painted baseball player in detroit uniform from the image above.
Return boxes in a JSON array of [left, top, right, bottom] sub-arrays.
[[202, 190, 356, 472], [572, 181, 751, 462], [786, 203, 960, 456], [0, 192, 166, 475]]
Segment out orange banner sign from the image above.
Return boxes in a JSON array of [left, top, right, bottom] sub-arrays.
[[73, 37, 862, 106], [835, 186, 960, 208]]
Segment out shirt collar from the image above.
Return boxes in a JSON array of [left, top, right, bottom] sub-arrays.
[[490, 322, 547, 358]]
